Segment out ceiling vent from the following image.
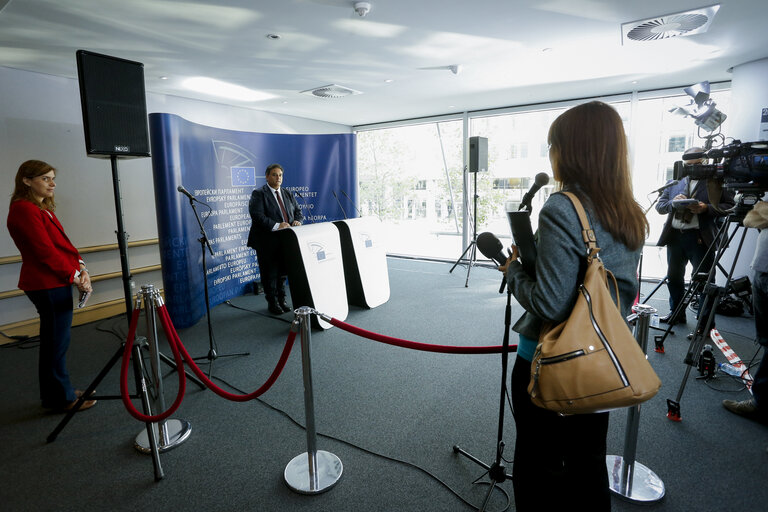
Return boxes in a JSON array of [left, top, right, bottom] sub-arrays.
[[622, 4, 720, 44], [300, 84, 362, 99]]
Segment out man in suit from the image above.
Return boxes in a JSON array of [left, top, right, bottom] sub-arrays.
[[247, 163, 303, 314], [655, 147, 735, 325]]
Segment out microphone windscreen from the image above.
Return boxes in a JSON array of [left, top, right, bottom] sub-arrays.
[[477, 232, 503, 262], [534, 172, 550, 186]]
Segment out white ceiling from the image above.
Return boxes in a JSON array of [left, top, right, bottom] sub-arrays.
[[0, 0, 765, 127]]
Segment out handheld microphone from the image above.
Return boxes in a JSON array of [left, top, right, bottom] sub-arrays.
[[177, 185, 197, 202], [332, 190, 348, 219], [477, 232, 508, 266], [518, 172, 550, 211], [651, 180, 679, 194], [341, 189, 363, 217]]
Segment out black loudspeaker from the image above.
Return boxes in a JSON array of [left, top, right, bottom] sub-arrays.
[[76, 50, 150, 157], [469, 136, 488, 173]]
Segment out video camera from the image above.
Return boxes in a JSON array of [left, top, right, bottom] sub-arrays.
[[673, 140, 768, 191]]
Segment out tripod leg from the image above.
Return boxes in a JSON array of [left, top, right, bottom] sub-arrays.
[[450, 243, 474, 273], [131, 344, 164, 481], [464, 242, 477, 288], [47, 342, 125, 443], [159, 350, 205, 389]]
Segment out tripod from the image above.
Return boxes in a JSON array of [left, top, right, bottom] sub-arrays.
[[651, 217, 737, 353], [667, 208, 751, 421], [183, 196, 249, 377], [450, 168, 480, 287], [453, 285, 516, 511]]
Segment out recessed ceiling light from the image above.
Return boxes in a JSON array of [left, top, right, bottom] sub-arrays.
[[159, 76, 168, 80], [384, 79, 394, 83], [542, 47, 553, 52], [182, 77, 276, 101], [266, 33, 281, 40]]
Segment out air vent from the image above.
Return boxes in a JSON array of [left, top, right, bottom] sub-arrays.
[[300, 84, 362, 99], [622, 5, 720, 43]]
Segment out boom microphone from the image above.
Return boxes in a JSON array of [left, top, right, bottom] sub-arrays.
[[332, 190, 348, 219], [477, 232, 508, 266], [341, 189, 363, 217], [177, 185, 197, 201], [518, 172, 550, 211], [651, 180, 679, 194]]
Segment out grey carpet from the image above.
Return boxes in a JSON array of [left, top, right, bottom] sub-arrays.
[[0, 257, 764, 511]]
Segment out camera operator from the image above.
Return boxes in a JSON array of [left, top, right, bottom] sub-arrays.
[[655, 147, 735, 327], [722, 201, 768, 423]]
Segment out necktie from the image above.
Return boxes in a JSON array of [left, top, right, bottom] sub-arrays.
[[275, 189, 289, 223]]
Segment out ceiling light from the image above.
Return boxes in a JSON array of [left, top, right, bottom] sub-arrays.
[[182, 77, 276, 102], [622, 5, 720, 44], [266, 33, 281, 40]]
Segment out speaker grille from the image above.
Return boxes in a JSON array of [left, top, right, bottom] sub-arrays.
[[76, 50, 150, 157]]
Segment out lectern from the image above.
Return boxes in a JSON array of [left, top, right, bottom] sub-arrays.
[[333, 217, 390, 308], [278, 222, 348, 329]]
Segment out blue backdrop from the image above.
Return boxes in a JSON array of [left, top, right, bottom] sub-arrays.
[[149, 113, 357, 328]]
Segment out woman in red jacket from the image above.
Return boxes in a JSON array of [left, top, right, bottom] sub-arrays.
[[7, 160, 96, 412]]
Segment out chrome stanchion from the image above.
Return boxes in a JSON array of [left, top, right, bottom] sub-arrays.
[[606, 303, 665, 502], [134, 284, 192, 454], [284, 307, 343, 494]]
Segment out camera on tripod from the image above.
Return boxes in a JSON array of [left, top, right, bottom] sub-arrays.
[[674, 140, 768, 200]]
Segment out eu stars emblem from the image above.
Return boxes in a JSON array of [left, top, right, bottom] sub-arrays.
[[231, 166, 256, 187]]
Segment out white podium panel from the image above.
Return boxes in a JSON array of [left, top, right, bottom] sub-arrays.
[[279, 223, 348, 329], [333, 217, 390, 308]]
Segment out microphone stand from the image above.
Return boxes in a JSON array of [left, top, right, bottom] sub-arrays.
[[184, 196, 249, 377], [454, 282, 516, 511], [450, 168, 480, 287]]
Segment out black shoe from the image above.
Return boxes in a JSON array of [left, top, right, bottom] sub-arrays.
[[268, 301, 283, 315], [278, 300, 292, 313], [660, 312, 686, 325]]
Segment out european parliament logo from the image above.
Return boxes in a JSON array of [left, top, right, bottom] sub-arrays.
[[231, 166, 256, 187]]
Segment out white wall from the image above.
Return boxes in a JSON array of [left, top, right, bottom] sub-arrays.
[[0, 66, 351, 326]]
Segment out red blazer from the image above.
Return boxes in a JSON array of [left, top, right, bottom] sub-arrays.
[[7, 199, 82, 291]]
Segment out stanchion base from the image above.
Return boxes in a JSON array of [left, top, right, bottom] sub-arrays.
[[284, 450, 343, 495], [606, 455, 665, 502], [134, 418, 192, 454]]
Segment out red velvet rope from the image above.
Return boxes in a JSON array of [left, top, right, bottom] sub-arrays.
[[328, 317, 515, 354], [157, 305, 297, 402], [120, 304, 298, 422], [120, 308, 187, 423]]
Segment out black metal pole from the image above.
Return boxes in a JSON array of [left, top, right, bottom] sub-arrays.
[[110, 155, 134, 321]]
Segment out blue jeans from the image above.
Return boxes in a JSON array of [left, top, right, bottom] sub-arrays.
[[25, 286, 76, 407]]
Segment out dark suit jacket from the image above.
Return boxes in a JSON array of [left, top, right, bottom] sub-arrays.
[[7, 199, 82, 291], [247, 184, 303, 251], [655, 177, 735, 248]]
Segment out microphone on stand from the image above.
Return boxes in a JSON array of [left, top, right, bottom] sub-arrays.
[[332, 190, 348, 219], [177, 185, 198, 202], [294, 190, 311, 223], [477, 232, 512, 294], [651, 180, 679, 194], [341, 189, 363, 217], [518, 173, 550, 211]]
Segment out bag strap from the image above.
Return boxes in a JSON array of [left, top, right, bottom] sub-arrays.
[[561, 192, 622, 309], [561, 191, 598, 258]]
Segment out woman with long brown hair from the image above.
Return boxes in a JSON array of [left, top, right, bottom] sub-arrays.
[[500, 101, 648, 509], [7, 160, 96, 412]]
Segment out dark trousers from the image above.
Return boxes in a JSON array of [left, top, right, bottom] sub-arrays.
[[25, 286, 76, 407], [255, 243, 286, 303], [666, 230, 714, 319], [751, 270, 768, 410], [510, 355, 611, 511]]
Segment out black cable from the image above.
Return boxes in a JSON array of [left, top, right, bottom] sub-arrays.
[[208, 373, 511, 511], [224, 300, 292, 324]]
